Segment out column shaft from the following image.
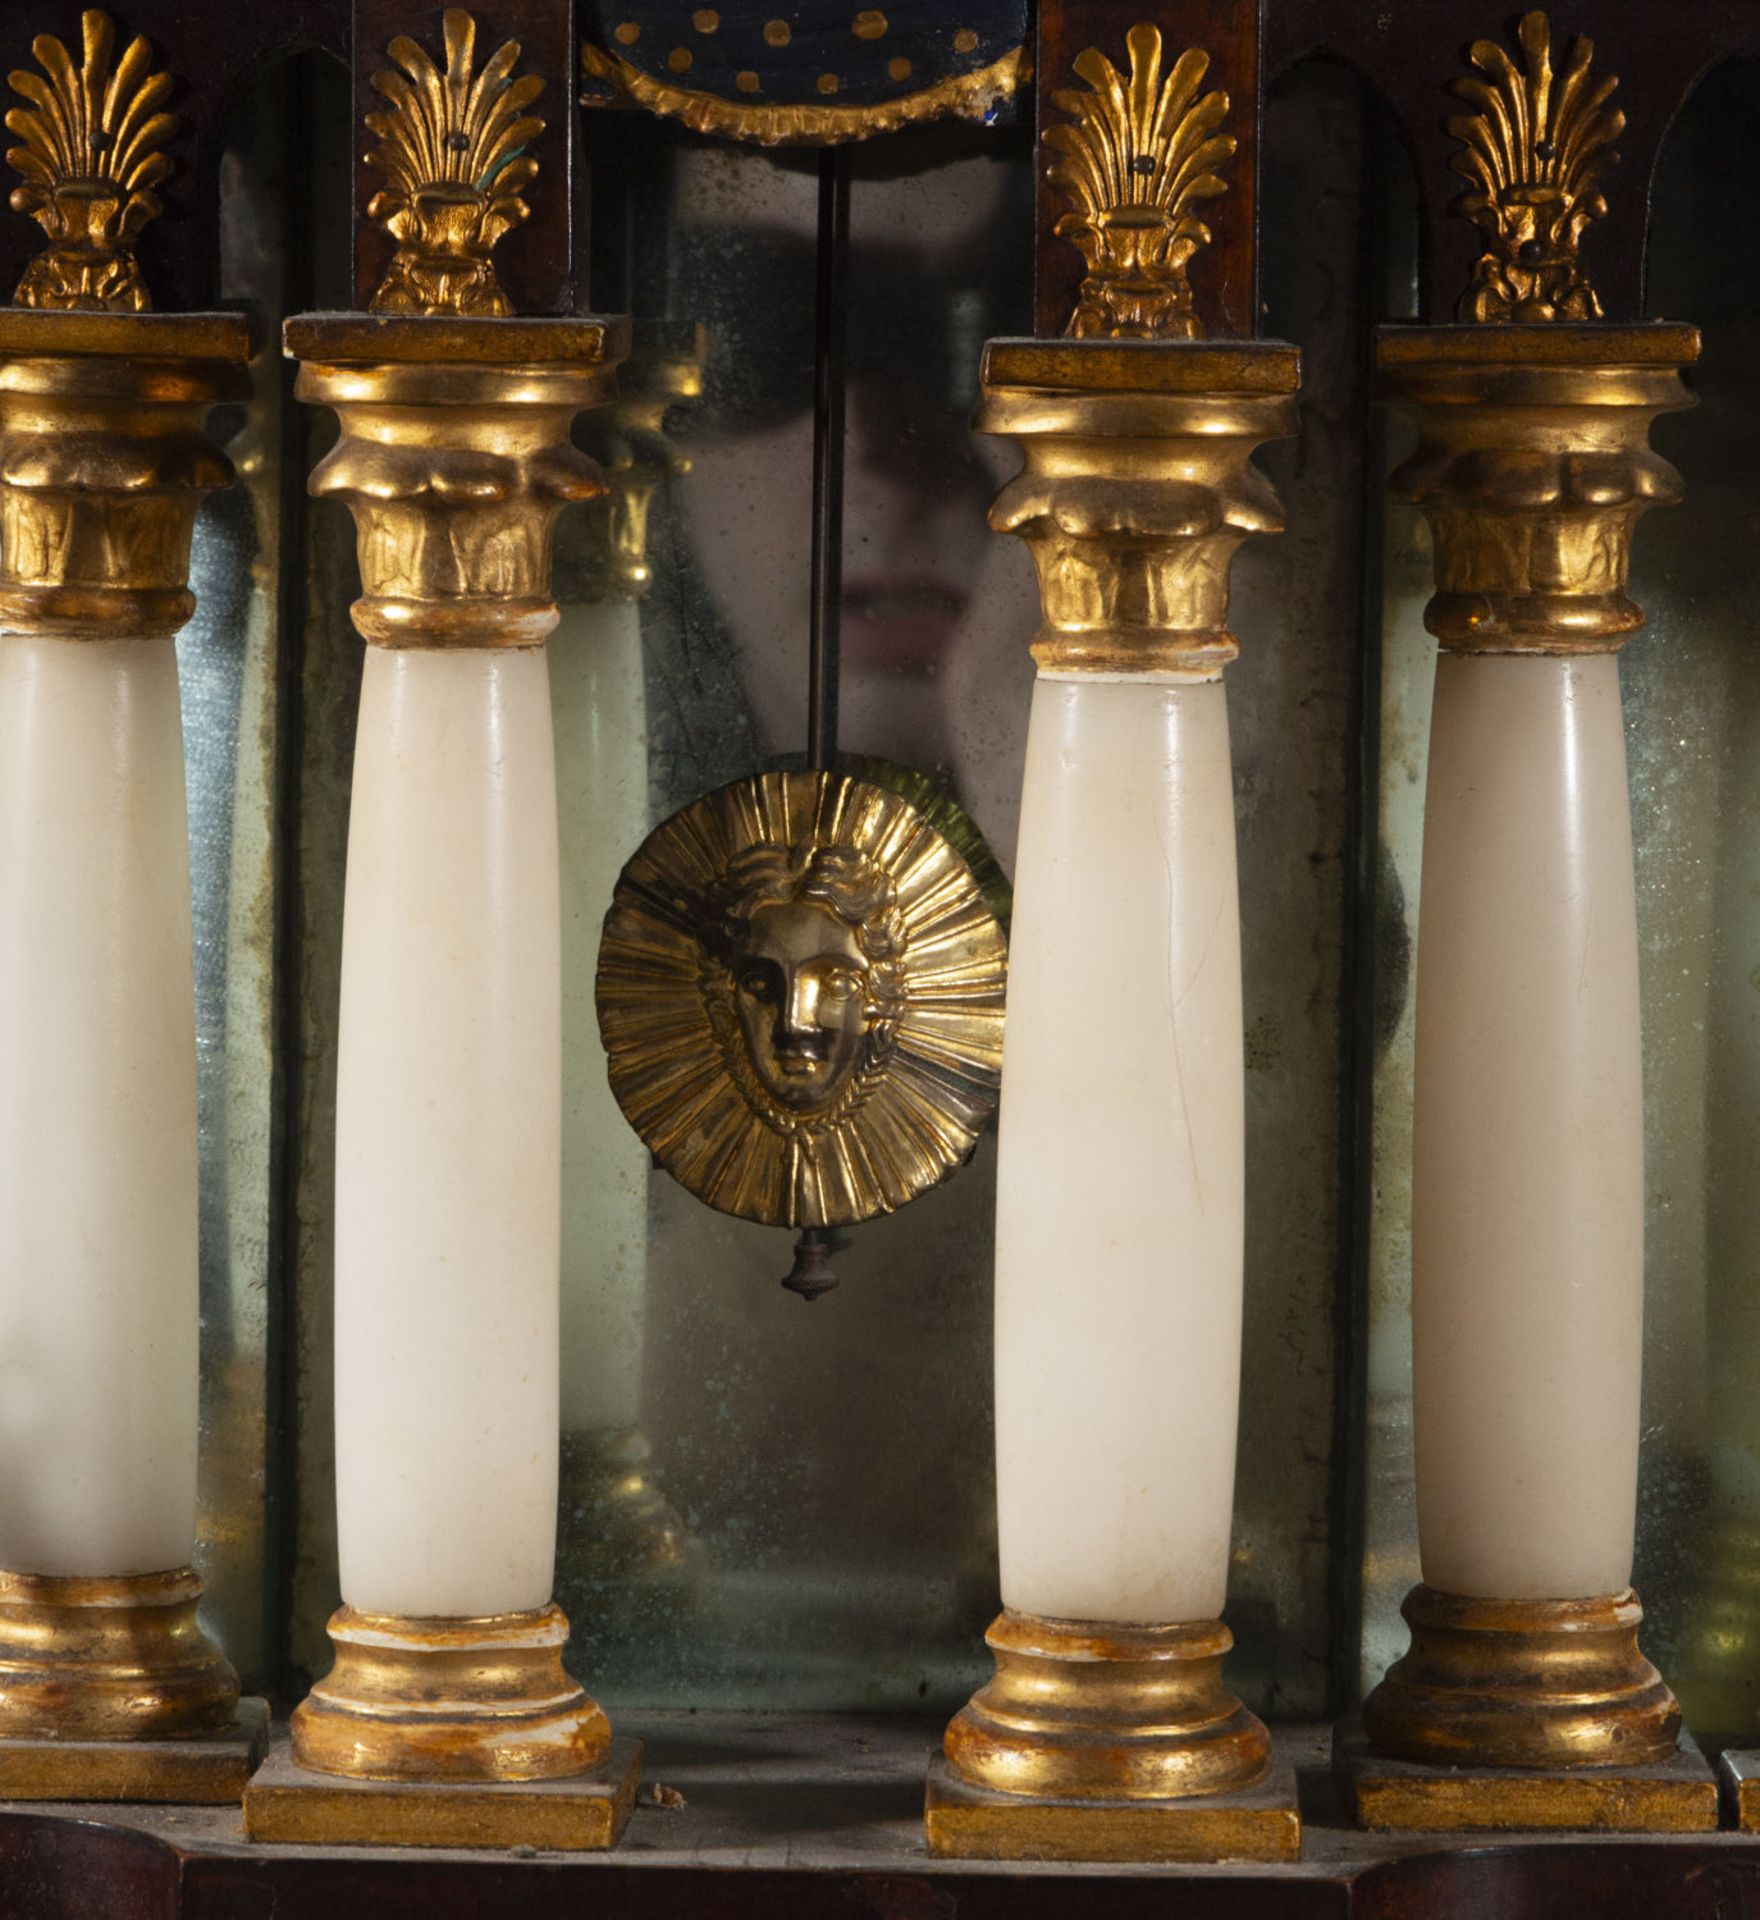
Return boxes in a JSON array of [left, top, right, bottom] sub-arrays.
[[336, 647, 561, 1616], [1364, 324, 1697, 1770], [0, 639, 197, 1573], [1414, 653, 1642, 1599], [997, 675, 1242, 1624]]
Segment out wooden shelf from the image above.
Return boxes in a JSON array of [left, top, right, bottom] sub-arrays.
[[4, 1714, 1758, 1917]]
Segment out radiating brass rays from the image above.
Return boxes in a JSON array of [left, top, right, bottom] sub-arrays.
[[364, 8, 544, 317], [1448, 10, 1623, 323], [4, 10, 177, 311], [597, 770, 1007, 1231], [1045, 24, 1234, 342]]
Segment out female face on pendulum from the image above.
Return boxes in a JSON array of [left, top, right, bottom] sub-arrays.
[[732, 900, 871, 1112], [667, 138, 1038, 860]]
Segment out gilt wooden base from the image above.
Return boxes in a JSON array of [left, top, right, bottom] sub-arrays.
[[243, 1733, 642, 1850], [1714, 1748, 1760, 1830], [0, 1697, 267, 1804], [1335, 1721, 1717, 1832], [923, 1746, 1300, 1862]]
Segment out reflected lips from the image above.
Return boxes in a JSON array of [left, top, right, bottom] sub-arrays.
[[840, 578, 966, 670]]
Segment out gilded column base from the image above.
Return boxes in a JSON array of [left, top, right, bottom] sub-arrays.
[[0, 1567, 262, 1804], [1362, 1584, 1682, 1770], [925, 1611, 1298, 1861], [1346, 1583, 1715, 1832], [286, 1603, 612, 1784], [0, 1568, 241, 1742], [1343, 1582, 1719, 1835], [252, 1602, 639, 1850]]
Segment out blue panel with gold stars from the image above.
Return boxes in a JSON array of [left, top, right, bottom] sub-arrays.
[[580, 1, 1029, 144]]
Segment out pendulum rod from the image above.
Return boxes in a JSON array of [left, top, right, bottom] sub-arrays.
[[806, 144, 850, 773], [782, 144, 854, 1300]]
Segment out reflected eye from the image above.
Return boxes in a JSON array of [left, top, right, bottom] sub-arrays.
[[736, 967, 780, 1002]]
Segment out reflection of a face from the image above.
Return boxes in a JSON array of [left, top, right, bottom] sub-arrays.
[[670, 147, 1039, 870], [732, 901, 870, 1112]]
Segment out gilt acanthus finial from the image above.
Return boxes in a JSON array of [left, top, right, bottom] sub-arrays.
[[364, 8, 544, 318], [1045, 24, 1234, 341], [1448, 10, 1623, 323], [5, 9, 177, 311]]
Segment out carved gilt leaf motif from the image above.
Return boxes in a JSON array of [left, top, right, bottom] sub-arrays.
[[1044, 23, 1233, 341], [1447, 10, 1623, 323], [4, 9, 177, 311], [364, 8, 543, 318]]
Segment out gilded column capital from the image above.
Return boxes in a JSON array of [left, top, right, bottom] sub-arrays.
[[0, 309, 248, 640], [978, 338, 1297, 678], [1378, 323, 1698, 654], [284, 315, 628, 648]]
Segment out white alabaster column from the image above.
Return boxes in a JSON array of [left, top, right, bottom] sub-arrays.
[[335, 647, 561, 1615], [932, 341, 1299, 1832], [0, 638, 198, 1574], [553, 598, 649, 1438], [996, 673, 1241, 1623], [282, 320, 629, 1791], [1412, 653, 1641, 1599], [0, 318, 246, 1753], [1361, 326, 1697, 1774]]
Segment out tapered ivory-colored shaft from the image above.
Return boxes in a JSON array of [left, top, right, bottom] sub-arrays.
[[997, 675, 1241, 1623], [1362, 325, 1698, 1772], [0, 637, 199, 1574], [1414, 653, 1640, 1598], [336, 647, 562, 1613]]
